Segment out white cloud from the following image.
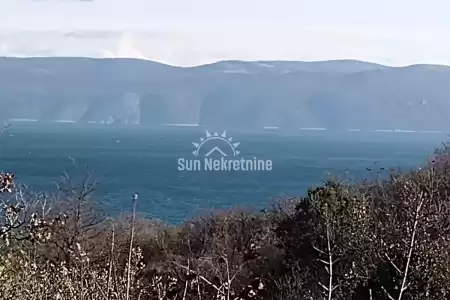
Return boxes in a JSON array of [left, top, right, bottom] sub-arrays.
[[1, 27, 450, 67]]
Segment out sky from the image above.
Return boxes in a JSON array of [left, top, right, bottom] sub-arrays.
[[0, 0, 450, 66]]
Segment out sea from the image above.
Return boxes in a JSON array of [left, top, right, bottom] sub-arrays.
[[0, 123, 447, 224]]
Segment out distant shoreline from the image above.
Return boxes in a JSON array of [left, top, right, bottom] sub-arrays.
[[5, 120, 450, 134]]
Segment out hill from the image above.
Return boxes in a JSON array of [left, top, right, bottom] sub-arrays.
[[1, 57, 450, 130]]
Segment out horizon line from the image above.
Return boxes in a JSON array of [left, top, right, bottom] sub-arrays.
[[1, 55, 449, 69]]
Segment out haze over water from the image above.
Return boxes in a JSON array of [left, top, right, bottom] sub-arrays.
[[0, 123, 444, 224]]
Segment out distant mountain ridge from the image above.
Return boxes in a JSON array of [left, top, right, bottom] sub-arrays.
[[1, 57, 450, 131]]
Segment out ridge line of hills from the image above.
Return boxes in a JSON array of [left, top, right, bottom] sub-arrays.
[[2, 56, 450, 69]]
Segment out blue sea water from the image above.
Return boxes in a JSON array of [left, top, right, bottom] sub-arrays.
[[0, 124, 446, 224]]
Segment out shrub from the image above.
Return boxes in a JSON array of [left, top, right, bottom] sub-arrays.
[[2, 142, 450, 299]]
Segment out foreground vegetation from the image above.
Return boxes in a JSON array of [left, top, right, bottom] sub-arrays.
[[1, 147, 450, 299]]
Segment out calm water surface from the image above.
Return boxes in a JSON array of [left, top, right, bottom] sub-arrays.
[[0, 124, 445, 223]]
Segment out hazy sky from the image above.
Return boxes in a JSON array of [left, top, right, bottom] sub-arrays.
[[1, 0, 449, 66]]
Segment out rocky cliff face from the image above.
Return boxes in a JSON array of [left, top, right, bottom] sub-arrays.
[[114, 93, 140, 124]]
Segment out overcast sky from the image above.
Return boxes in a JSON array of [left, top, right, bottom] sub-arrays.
[[1, 0, 449, 66]]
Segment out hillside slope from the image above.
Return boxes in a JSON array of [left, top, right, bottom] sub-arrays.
[[0, 57, 449, 130]]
